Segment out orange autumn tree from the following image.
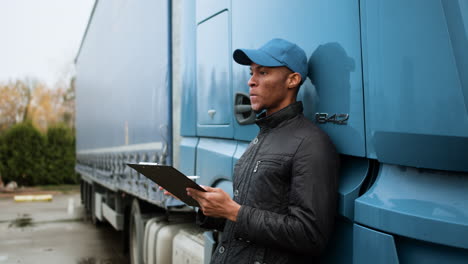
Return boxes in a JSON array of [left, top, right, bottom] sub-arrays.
[[0, 78, 75, 133], [0, 79, 31, 132], [29, 78, 76, 132], [28, 82, 65, 132]]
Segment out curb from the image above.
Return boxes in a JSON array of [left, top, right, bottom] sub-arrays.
[[14, 195, 53, 202]]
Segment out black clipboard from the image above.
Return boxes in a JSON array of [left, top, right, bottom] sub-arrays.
[[127, 163, 205, 207]]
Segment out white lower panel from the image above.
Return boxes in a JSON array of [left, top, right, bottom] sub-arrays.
[[102, 203, 123, 230]]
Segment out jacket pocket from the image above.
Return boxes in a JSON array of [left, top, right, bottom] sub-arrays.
[[248, 159, 290, 211]]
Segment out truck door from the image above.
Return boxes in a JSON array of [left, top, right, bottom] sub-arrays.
[[231, 0, 366, 157], [196, 0, 234, 139]]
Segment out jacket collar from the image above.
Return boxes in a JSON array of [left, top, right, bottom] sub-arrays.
[[255, 101, 303, 131]]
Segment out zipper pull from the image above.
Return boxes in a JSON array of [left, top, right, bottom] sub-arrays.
[[253, 161, 261, 173]]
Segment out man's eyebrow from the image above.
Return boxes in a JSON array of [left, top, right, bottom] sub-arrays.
[[249, 65, 265, 71]]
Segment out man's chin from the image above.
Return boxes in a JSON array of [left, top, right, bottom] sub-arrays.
[[251, 106, 264, 114]]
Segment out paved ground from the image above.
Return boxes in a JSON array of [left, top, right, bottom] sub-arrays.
[[0, 193, 129, 264]]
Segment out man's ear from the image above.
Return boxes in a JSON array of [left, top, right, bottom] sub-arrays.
[[288, 72, 301, 89]]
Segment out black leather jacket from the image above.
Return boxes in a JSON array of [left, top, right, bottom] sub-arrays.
[[198, 102, 340, 264]]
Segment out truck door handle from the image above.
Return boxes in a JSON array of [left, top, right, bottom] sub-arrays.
[[207, 109, 216, 119], [235, 104, 252, 113], [234, 92, 256, 125]]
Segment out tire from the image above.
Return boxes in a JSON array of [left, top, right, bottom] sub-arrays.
[[87, 183, 92, 213], [80, 179, 84, 205], [129, 199, 143, 264]]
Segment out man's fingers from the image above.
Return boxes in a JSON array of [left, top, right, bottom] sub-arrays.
[[187, 187, 200, 197], [158, 186, 179, 199], [187, 187, 208, 201]]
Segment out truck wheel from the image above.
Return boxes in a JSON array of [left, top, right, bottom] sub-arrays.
[[83, 181, 89, 212], [129, 199, 143, 264], [80, 179, 84, 205]]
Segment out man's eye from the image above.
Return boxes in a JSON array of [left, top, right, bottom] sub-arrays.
[[249, 72, 253, 76], [260, 71, 267, 75]]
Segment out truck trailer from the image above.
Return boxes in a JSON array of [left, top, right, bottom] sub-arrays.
[[75, 0, 468, 263]]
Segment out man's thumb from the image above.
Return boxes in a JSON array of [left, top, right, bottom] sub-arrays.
[[201, 185, 215, 192]]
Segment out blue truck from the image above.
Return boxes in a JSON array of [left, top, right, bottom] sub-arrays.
[[75, 0, 468, 263]]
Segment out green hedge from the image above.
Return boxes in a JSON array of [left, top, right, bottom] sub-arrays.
[[45, 124, 77, 184], [0, 122, 77, 186]]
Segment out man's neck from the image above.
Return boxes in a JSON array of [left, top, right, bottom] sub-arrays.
[[266, 98, 297, 116]]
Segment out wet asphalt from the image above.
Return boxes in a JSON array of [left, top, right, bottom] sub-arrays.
[[0, 193, 129, 264]]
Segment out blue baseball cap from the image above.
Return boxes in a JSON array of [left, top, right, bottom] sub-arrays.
[[233, 38, 308, 84]]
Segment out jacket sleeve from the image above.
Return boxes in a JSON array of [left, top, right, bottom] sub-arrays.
[[196, 209, 227, 231], [233, 136, 339, 255]]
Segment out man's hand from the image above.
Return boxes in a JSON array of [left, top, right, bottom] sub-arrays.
[[159, 186, 179, 199], [187, 186, 241, 222]]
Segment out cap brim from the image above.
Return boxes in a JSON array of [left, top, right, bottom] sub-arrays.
[[233, 49, 284, 67]]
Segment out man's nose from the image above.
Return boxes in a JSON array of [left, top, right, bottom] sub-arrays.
[[248, 75, 257, 87]]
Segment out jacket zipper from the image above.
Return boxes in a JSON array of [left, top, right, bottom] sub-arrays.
[[253, 161, 261, 172], [253, 160, 282, 173]]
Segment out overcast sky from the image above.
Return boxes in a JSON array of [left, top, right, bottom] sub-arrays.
[[0, 0, 95, 87]]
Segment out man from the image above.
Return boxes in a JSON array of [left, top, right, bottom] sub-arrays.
[[187, 38, 339, 263]]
